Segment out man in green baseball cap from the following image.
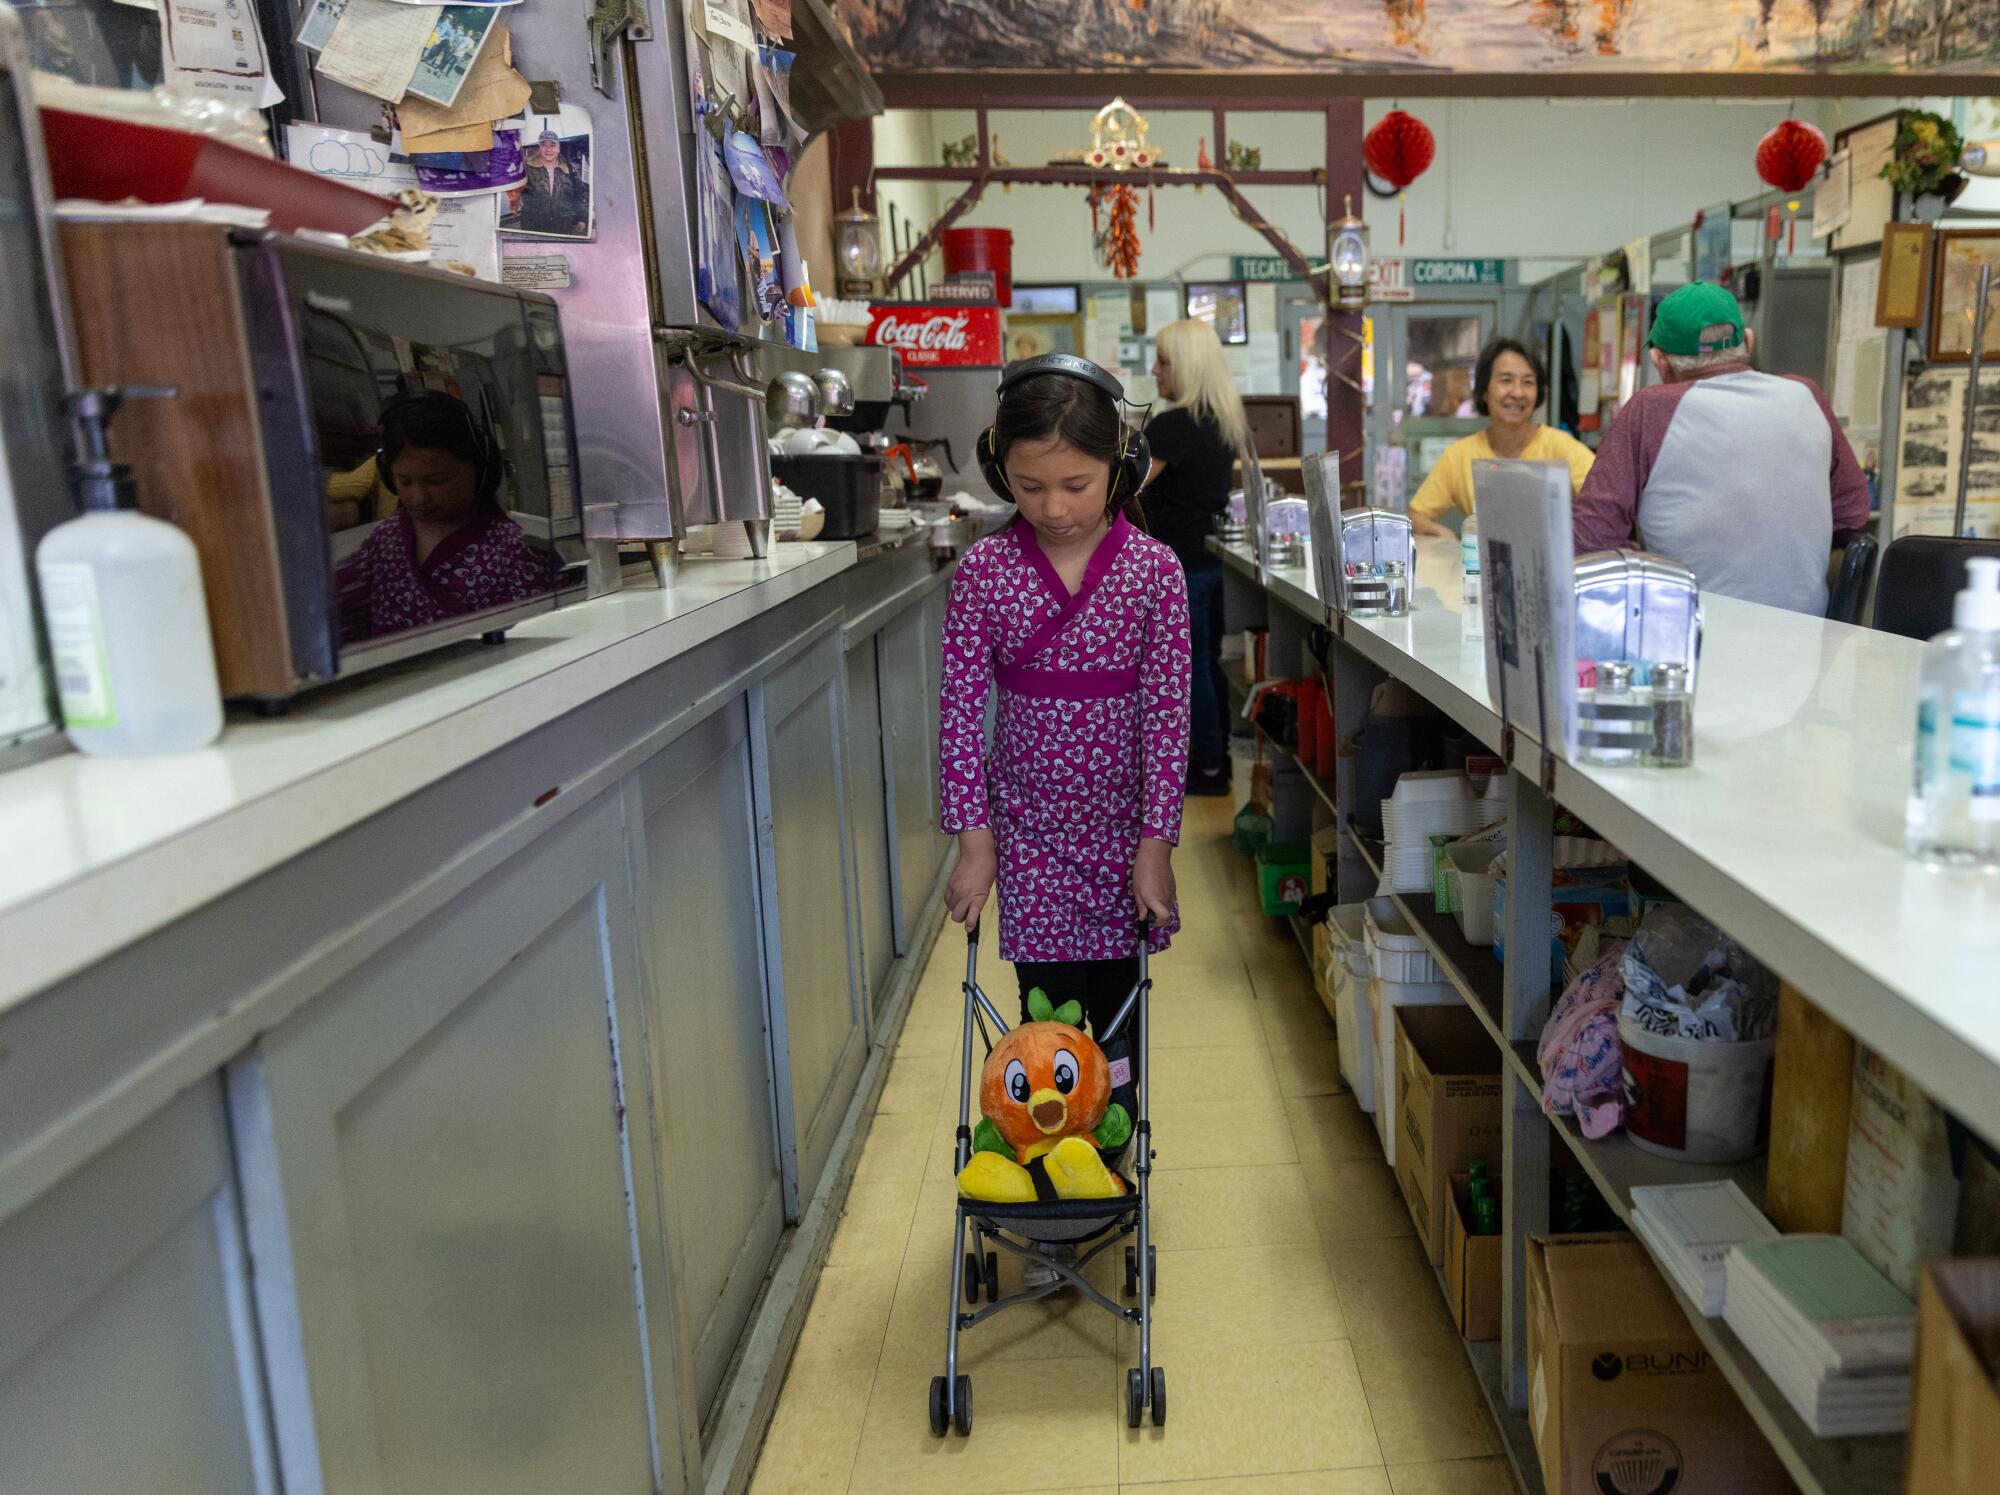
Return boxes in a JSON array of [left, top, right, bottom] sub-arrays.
[[1574, 280, 1869, 616], [1646, 281, 1750, 364]]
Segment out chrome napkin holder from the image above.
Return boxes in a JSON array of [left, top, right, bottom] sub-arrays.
[[1337, 508, 1416, 618], [1573, 548, 1704, 691]]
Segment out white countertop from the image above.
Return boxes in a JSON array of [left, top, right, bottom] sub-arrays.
[[0, 543, 857, 1013], [1222, 537, 2000, 1149]]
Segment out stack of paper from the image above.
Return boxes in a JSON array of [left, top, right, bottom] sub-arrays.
[[1629, 1180, 1779, 1316], [1723, 1235, 1915, 1437]]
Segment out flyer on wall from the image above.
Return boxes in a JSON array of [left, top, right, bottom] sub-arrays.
[[161, 0, 284, 107], [500, 105, 594, 242], [1470, 458, 1579, 761], [411, 124, 524, 197]]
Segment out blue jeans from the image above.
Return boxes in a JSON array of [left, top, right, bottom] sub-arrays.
[[1187, 565, 1229, 774]]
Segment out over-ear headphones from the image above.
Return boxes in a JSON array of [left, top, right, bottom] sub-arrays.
[[976, 353, 1151, 506], [375, 387, 502, 504]]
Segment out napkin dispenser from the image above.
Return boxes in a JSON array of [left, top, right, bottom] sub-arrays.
[[1574, 548, 1703, 688], [1337, 507, 1416, 612]]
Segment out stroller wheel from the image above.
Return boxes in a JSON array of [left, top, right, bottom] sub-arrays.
[[927, 1375, 948, 1437], [962, 1252, 981, 1304], [1150, 1366, 1167, 1426], [953, 1374, 974, 1436], [1125, 1368, 1145, 1428], [982, 1250, 999, 1302]]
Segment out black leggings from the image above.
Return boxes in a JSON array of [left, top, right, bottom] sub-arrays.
[[1015, 958, 1142, 1128]]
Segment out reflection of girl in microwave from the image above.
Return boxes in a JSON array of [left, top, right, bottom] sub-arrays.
[[334, 390, 556, 643]]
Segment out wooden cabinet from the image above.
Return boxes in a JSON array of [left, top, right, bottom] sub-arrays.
[[0, 1082, 272, 1495], [228, 791, 672, 1495], [759, 627, 864, 1203], [632, 701, 786, 1424]]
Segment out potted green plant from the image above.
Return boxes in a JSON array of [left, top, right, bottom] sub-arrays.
[[1882, 109, 1968, 220]]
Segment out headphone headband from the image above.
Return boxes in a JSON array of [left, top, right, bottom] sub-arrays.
[[995, 353, 1127, 405]]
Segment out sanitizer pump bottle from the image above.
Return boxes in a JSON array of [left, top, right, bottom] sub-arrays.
[[34, 389, 223, 756], [1907, 555, 2000, 868]]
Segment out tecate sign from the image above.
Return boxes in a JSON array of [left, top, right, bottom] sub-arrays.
[[865, 306, 1002, 367]]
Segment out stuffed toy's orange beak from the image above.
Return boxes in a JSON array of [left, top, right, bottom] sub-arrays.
[[1029, 1088, 1068, 1134]]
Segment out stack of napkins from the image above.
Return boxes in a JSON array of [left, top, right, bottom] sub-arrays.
[[1630, 1180, 1779, 1316], [1723, 1235, 1915, 1437]]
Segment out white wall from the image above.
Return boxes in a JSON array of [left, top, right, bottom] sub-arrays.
[[872, 96, 1924, 286]]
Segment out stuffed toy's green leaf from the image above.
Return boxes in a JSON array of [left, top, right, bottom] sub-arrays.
[[1093, 1102, 1132, 1151], [971, 1117, 1014, 1159], [1053, 999, 1083, 1027], [1025, 988, 1055, 1023]]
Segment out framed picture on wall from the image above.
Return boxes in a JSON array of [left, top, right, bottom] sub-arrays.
[[1185, 281, 1249, 344], [1928, 230, 2000, 363], [1003, 313, 1082, 363], [1876, 222, 1932, 329]]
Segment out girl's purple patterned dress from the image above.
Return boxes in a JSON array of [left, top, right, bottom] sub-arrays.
[[335, 507, 555, 643], [938, 514, 1193, 962]]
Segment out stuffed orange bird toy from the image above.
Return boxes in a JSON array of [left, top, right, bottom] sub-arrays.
[[955, 989, 1132, 1203]]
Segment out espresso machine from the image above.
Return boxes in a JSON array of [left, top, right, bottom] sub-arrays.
[[755, 343, 928, 538]]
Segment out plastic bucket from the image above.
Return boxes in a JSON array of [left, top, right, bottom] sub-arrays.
[[1447, 843, 1502, 946], [941, 227, 1014, 305], [1617, 1013, 1776, 1164]]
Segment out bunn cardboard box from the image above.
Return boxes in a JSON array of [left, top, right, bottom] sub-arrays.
[[1905, 1258, 2000, 1495], [1395, 1004, 1503, 1264], [1527, 1234, 1794, 1495], [1445, 1171, 1501, 1341]]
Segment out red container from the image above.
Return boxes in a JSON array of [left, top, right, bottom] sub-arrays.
[[941, 227, 1014, 306]]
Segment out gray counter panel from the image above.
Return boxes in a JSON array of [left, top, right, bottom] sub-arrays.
[[879, 602, 938, 951], [633, 701, 786, 1426], [228, 791, 664, 1495], [843, 637, 897, 1016], [0, 1082, 269, 1495]]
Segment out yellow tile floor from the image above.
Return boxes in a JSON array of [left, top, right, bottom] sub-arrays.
[[749, 791, 1517, 1495]]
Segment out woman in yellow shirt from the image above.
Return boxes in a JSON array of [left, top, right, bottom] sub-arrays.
[[1408, 339, 1594, 536]]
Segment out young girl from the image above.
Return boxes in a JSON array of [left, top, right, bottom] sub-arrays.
[[938, 354, 1192, 1101]]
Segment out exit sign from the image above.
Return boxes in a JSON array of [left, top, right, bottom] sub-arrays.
[[1232, 255, 1298, 281], [1409, 258, 1507, 287], [1369, 259, 1413, 302]]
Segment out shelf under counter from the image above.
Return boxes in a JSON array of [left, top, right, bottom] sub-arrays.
[[1342, 829, 1906, 1495]]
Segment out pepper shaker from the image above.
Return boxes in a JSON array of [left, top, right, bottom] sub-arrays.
[[1644, 661, 1694, 768]]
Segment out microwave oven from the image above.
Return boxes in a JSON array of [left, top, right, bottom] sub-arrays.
[[57, 223, 588, 705]]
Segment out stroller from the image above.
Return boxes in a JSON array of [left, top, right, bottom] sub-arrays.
[[929, 923, 1163, 1437]]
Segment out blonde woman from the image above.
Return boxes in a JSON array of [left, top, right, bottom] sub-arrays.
[[1147, 318, 1249, 796]]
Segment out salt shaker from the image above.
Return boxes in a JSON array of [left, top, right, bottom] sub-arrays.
[[1644, 662, 1694, 768], [1581, 660, 1645, 766]]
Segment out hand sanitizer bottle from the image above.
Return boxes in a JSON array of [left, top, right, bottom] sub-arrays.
[[34, 389, 222, 756], [1906, 555, 2000, 868]]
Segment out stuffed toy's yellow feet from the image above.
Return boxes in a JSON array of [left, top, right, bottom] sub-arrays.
[[956, 1151, 1038, 1203], [1043, 1136, 1125, 1198]]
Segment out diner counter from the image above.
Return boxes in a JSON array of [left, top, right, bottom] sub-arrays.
[[0, 542, 856, 1013], [1218, 536, 2000, 1152]]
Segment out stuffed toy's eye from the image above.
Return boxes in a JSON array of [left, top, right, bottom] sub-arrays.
[[1005, 1059, 1029, 1103], [1052, 1048, 1078, 1094]]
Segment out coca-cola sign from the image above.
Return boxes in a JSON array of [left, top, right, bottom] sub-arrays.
[[864, 305, 1002, 367]]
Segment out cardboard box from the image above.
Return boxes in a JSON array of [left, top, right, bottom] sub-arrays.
[[1444, 1171, 1501, 1341], [1527, 1234, 1794, 1495], [1906, 1259, 2000, 1495], [1395, 1005, 1503, 1264]]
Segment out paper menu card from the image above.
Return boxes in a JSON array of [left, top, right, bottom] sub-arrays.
[[1731, 1236, 1916, 1372]]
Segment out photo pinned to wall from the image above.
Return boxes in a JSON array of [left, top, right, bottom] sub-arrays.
[[500, 105, 593, 242], [408, 4, 501, 107], [296, 0, 349, 53], [737, 196, 785, 325]]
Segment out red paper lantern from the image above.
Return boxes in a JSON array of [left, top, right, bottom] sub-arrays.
[[1363, 109, 1435, 245], [1755, 119, 1828, 194]]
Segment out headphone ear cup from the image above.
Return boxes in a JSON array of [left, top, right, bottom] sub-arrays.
[[1120, 427, 1151, 503], [977, 425, 1012, 501], [374, 450, 397, 495]]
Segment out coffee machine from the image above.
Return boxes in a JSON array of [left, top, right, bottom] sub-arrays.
[[755, 343, 928, 538]]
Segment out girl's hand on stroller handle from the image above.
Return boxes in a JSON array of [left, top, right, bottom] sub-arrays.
[[946, 829, 997, 931]]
